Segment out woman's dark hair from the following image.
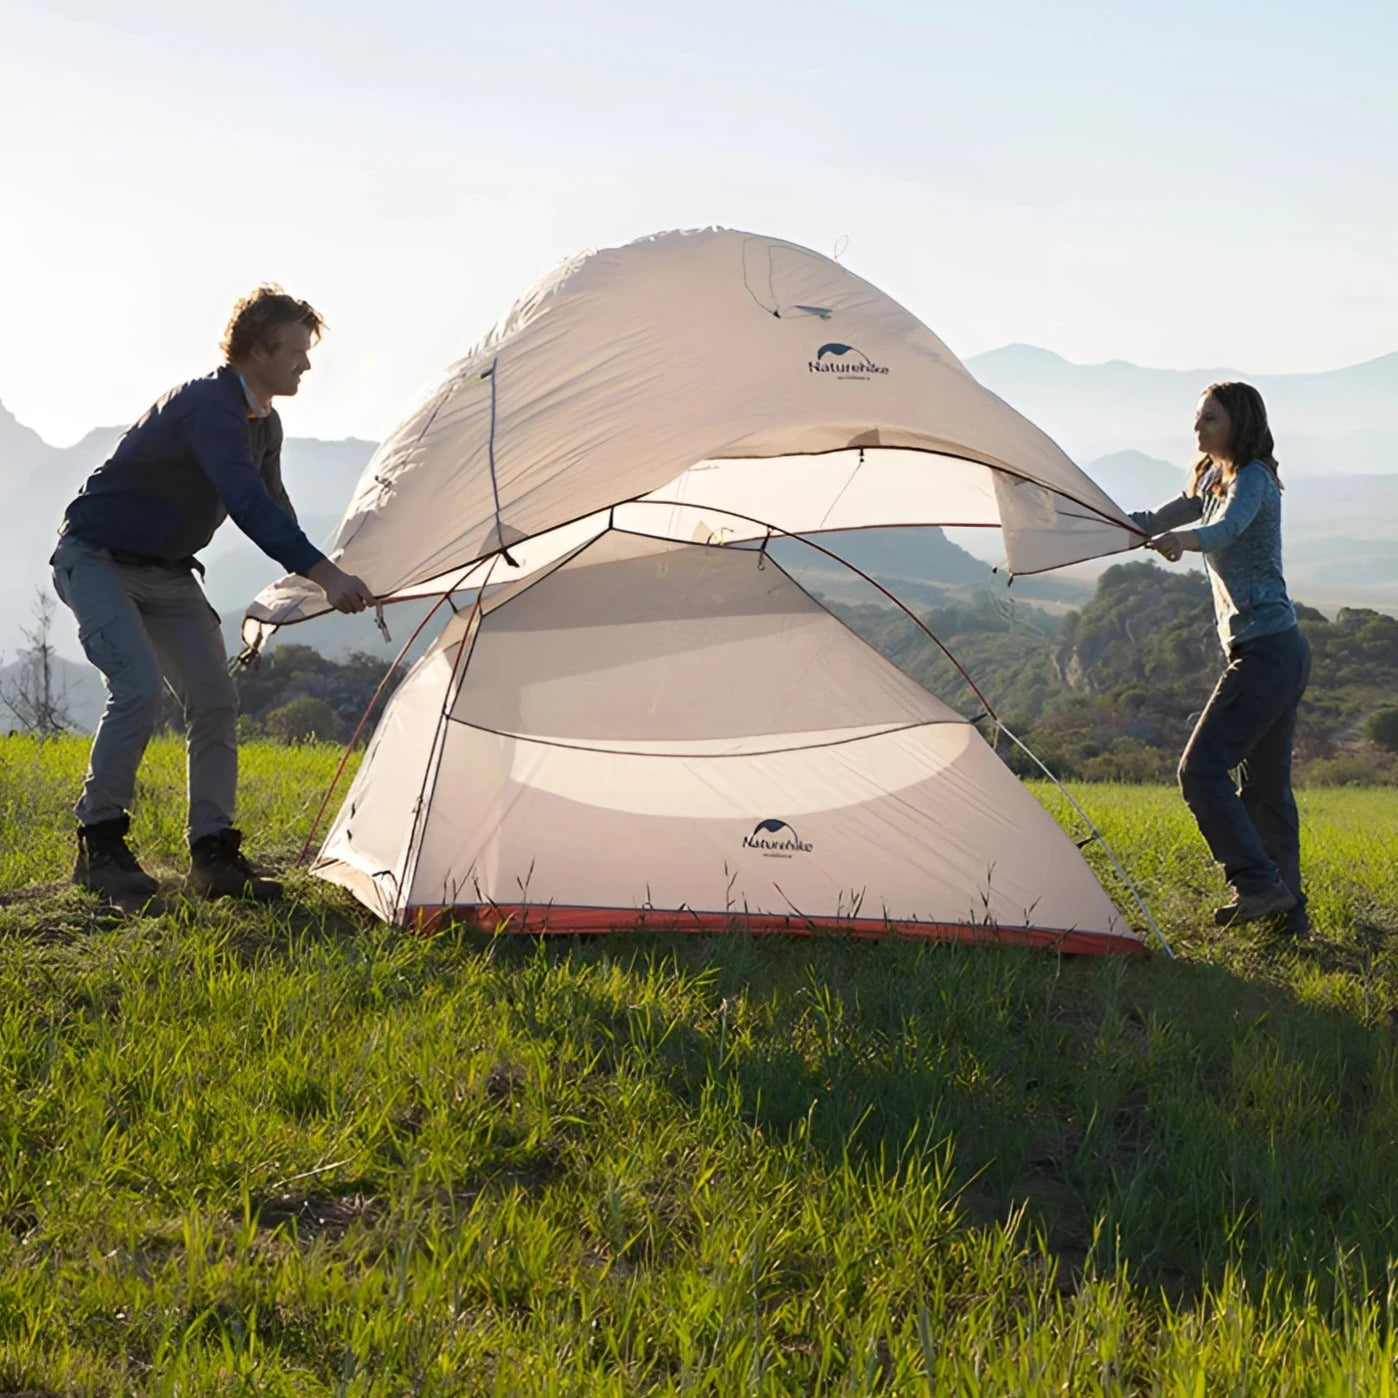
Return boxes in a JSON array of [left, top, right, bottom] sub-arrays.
[[1190, 380, 1281, 497], [221, 284, 324, 364]]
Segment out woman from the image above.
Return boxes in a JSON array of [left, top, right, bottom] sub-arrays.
[[1131, 381, 1311, 933]]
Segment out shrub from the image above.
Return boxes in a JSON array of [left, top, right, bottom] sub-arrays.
[[263, 696, 342, 745], [1299, 754, 1394, 787], [1364, 708, 1398, 752], [1080, 738, 1173, 783]]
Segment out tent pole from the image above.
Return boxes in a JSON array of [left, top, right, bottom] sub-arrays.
[[392, 562, 502, 922], [622, 500, 1000, 722], [621, 503, 1167, 956], [294, 585, 459, 868]]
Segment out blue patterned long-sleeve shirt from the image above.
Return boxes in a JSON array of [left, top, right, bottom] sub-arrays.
[[1130, 460, 1296, 652]]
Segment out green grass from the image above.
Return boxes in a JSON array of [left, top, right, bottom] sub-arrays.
[[2, 735, 1398, 1394]]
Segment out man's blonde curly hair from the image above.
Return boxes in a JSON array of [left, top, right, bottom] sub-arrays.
[[221, 284, 324, 364]]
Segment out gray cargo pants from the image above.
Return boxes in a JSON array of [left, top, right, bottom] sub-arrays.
[[51, 535, 237, 844]]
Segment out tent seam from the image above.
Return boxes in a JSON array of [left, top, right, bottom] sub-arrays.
[[438, 717, 960, 758]]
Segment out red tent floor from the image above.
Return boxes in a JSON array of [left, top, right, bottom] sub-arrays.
[[405, 904, 1147, 957]]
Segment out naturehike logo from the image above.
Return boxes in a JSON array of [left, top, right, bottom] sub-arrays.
[[809, 342, 890, 379], [742, 819, 814, 858]]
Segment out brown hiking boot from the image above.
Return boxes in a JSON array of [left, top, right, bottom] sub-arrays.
[[1213, 882, 1298, 927], [186, 828, 283, 902], [73, 816, 160, 901]]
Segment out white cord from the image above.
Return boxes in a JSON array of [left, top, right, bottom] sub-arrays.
[[997, 723, 1177, 960]]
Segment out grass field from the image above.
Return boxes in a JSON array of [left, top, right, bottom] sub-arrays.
[[2, 735, 1398, 1394]]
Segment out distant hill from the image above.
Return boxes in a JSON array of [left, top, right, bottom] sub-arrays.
[[771, 527, 1091, 619], [0, 400, 48, 487], [1083, 450, 1187, 509], [968, 344, 1398, 476], [1034, 564, 1398, 783], [833, 561, 1398, 784]]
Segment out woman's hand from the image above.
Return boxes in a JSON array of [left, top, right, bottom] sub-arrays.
[[1144, 530, 1200, 563], [1146, 532, 1185, 563]]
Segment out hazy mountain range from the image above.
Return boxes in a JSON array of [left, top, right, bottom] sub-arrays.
[[2, 344, 1394, 680], [967, 344, 1398, 477], [961, 343, 1398, 601]]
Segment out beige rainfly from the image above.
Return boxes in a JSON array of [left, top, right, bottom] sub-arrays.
[[246, 228, 1151, 953]]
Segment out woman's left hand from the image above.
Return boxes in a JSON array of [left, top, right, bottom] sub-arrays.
[[1146, 531, 1187, 563], [1146, 532, 1184, 562]]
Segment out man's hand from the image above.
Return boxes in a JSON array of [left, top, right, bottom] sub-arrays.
[[307, 557, 375, 613]]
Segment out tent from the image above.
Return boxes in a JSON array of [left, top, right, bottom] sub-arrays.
[[246, 228, 1152, 954], [314, 525, 1140, 952]]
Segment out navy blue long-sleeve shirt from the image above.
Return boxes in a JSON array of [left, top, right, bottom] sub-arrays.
[[60, 365, 325, 576]]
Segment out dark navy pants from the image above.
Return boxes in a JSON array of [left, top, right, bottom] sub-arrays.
[[1178, 625, 1310, 905]]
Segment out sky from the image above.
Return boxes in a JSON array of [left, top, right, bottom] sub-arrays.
[[2, 0, 1395, 447]]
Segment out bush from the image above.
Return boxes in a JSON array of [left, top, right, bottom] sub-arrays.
[[263, 697, 342, 745], [1364, 708, 1398, 752], [1080, 738, 1173, 783], [1299, 753, 1397, 787]]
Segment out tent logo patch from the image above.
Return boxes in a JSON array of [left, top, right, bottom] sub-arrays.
[[809, 342, 890, 379], [742, 819, 814, 858]]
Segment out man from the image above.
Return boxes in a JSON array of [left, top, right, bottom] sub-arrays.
[[51, 285, 374, 902]]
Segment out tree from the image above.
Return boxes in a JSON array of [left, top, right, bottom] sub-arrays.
[[0, 589, 73, 738], [233, 645, 400, 742], [263, 696, 343, 744]]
